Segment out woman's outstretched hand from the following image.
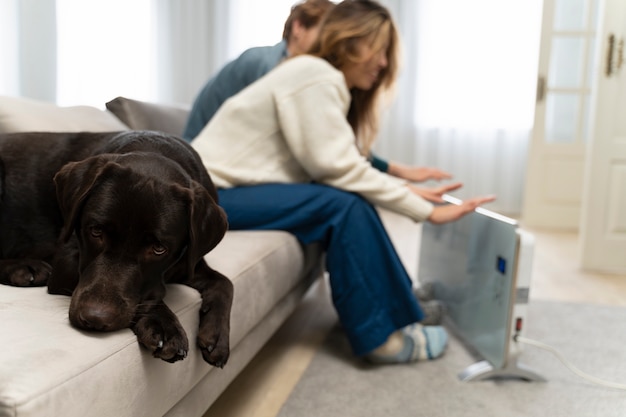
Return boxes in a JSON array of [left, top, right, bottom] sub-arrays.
[[389, 163, 453, 183], [408, 182, 463, 203], [427, 195, 496, 224]]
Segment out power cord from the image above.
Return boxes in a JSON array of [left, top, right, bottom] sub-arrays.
[[515, 335, 626, 391]]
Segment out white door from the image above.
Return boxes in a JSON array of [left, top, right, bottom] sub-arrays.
[[522, 0, 601, 230], [580, 0, 626, 273]]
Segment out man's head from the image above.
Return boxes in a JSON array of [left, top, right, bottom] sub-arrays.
[[283, 0, 335, 56]]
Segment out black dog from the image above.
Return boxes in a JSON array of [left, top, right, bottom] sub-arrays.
[[0, 131, 232, 367]]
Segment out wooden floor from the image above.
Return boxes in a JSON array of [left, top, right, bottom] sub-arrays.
[[204, 226, 626, 417], [522, 227, 626, 306]]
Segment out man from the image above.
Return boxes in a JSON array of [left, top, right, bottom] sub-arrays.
[[183, 0, 335, 141]]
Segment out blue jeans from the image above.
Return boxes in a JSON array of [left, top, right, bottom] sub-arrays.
[[217, 183, 424, 356]]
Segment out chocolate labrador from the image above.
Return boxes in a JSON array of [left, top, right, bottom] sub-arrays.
[[0, 131, 232, 367]]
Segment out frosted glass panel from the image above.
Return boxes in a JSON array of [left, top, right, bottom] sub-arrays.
[[589, 0, 600, 31], [549, 37, 585, 88], [545, 93, 580, 143], [554, 0, 586, 31]]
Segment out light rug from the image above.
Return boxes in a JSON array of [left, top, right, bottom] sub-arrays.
[[277, 300, 626, 417]]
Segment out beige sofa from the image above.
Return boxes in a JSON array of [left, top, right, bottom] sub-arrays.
[[0, 95, 324, 417]]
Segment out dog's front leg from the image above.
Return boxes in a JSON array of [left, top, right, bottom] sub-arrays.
[[48, 239, 80, 295], [186, 260, 233, 368], [132, 301, 190, 363], [0, 259, 52, 286]]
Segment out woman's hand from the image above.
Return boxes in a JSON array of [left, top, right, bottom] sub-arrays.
[[388, 163, 453, 182], [408, 182, 463, 203], [427, 195, 497, 224]]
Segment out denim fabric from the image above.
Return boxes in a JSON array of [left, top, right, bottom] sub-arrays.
[[217, 183, 424, 355]]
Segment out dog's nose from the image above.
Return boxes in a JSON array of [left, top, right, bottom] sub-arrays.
[[75, 304, 118, 331]]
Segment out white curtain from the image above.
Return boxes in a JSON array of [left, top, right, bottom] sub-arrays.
[[1, 0, 542, 213], [0, 0, 225, 107], [153, 0, 232, 104], [378, 0, 542, 214], [0, 0, 20, 97], [1, 0, 57, 101]]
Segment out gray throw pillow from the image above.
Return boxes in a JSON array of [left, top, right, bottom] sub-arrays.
[[106, 96, 190, 137]]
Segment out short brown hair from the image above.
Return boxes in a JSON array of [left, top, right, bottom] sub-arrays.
[[282, 0, 335, 40]]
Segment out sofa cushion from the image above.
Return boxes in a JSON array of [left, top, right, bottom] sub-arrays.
[[0, 95, 129, 133], [0, 230, 319, 417], [105, 96, 190, 137], [211, 231, 320, 348]]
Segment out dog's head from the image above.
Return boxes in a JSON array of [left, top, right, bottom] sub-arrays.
[[53, 152, 227, 331]]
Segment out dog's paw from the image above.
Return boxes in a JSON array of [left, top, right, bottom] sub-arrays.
[[133, 315, 189, 363], [0, 260, 52, 287], [197, 321, 230, 368]]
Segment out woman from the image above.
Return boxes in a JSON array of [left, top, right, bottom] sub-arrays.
[[184, 0, 451, 185], [192, 0, 494, 364]]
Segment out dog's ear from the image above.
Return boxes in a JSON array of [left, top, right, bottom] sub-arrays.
[[53, 155, 119, 242], [185, 181, 228, 270]]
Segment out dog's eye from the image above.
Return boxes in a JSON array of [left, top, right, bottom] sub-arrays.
[[90, 226, 103, 238], [152, 244, 167, 256]]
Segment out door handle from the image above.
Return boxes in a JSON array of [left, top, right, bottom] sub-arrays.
[[606, 33, 615, 77], [536, 76, 546, 103], [617, 38, 624, 72]]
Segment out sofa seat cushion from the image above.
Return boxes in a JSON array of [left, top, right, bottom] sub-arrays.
[[0, 230, 320, 417], [205, 230, 320, 348], [0, 96, 129, 133]]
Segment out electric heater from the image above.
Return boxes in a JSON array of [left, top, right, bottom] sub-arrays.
[[417, 195, 545, 381]]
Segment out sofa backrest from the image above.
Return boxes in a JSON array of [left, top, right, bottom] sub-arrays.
[[0, 95, 191, 137], [0, 95, 129, 134]]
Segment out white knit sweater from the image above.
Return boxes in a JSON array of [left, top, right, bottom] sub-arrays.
[[192, 55, 434, 222]]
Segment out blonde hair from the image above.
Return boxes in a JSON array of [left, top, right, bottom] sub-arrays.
[[308, 0, 400, 155]]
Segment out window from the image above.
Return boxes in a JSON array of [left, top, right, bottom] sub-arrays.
[[226, 0, 296, 60], [413, 0, 542, 129], [55, 0, 155, 107], [0, 0, 19, 96]]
